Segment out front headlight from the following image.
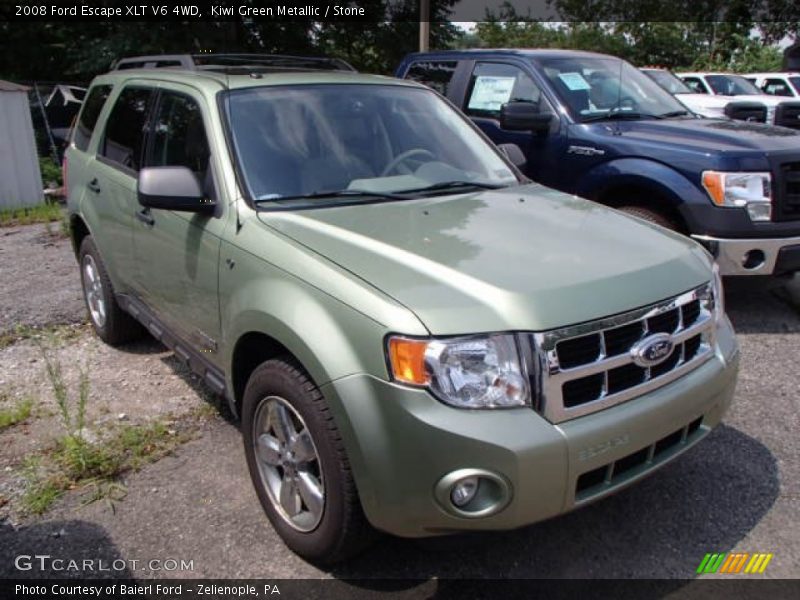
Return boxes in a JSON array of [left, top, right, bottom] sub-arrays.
[[700, 263, 725, 323], [712, 262, 725, 321], [701, 171, 772, 221], [387, 334, 530, 409]]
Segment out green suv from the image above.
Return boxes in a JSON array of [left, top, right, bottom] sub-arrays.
[[66, 54, 739, 563]]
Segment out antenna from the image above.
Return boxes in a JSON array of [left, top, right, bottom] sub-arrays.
[[614, 55, 624, 133]]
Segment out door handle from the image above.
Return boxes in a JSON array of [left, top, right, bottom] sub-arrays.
[[87, 178, 101, 194], [136, 208, 155, 226]]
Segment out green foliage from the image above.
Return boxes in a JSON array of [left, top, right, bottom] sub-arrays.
[[691, 34, 784, 72], [39, 157, 62, 187], [21, 455, 64, 515], [0, 203, 62, 227], [18, 346, 195, 516], [469, 5, 791, 71], [0, 322, 88, 350], [0, 396, 33, 430]]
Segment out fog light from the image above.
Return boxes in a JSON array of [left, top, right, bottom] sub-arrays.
[[746, 202, 771, 222], [450, 477, 479, 507], [742, 249, 766, 270]]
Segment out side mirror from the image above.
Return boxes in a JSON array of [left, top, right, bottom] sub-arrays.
[[497, 143, 527, 169], [500, 102, 553, 132], [137, 166, 213, 213]]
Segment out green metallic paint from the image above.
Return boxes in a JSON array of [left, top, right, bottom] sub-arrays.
[[322, 316, 737, 537], [259, 184, 713, 334], [67, 66, 739, 540]]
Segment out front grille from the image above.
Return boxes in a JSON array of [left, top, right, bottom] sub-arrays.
[[776, 161, 800, 221], [575, 417, 705, 501], [532, 284, 716, 423], [775, 102, 800, 130]]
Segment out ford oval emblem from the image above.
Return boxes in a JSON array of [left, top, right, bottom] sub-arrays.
[[631, 333, 674, 368]]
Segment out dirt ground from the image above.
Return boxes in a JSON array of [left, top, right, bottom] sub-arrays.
[[0, 222, 799, 583]]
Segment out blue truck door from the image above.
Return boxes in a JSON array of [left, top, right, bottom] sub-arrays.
[[460, 61, 564, 187]]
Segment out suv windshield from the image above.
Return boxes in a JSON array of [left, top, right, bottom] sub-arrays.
[[706, 75, 762, 96], [642, 69, 694, 95], [538, 57, 688, 122], [224, 84, 519, 204]]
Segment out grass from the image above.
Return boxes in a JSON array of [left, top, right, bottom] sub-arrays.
[[0, 202, 63, 227], [0, 396, 33, 430], [18, 346, 195, 515], [0, 322, 89, 350]]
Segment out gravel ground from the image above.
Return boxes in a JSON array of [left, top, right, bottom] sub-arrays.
[[0, 224, 85, 333], [0, 223, 798, 584]]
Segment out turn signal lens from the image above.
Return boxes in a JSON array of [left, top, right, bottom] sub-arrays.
[[702, 171, 725, 206], [388, 337, 429, 385]]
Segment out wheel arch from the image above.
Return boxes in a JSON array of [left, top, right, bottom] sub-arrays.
[[70, 213, 91, 258], [577, 157, 707, 234]]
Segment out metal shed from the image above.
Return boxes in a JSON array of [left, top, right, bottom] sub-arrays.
[[0, 80, 43, 208]]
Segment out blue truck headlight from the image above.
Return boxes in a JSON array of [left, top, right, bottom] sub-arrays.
[[701, 171, 772, 222]]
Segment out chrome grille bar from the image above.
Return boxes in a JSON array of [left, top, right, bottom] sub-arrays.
[[528, 284, 716, 424]]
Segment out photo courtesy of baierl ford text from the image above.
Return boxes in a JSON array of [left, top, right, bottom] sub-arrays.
[[1, 1, 799, 598]]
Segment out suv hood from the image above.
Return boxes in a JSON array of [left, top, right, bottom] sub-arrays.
[[258, 185, 711, 334]]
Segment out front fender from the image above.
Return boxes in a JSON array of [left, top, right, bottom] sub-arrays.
[[575, 158, 709, 223], [219, 246, 425, 398]]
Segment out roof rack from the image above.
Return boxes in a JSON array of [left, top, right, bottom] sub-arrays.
[[111, 53, 357, 73]]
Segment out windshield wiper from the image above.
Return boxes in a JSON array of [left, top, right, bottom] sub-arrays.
[[581, 111, 664, 123], [255, 189, 407, 203], [658, 110, 691, 118], [397, 180, 507, 194]]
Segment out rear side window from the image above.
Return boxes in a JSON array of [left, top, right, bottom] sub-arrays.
[[100, 87, 154, 172], [764, 78, 793, 96], [404, 61, 458, 96], [682, 77, 708, 94], [73, 85, 112, 152]]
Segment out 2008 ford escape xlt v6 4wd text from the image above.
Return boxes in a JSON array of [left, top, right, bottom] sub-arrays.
[[66, 54, 739, 563]]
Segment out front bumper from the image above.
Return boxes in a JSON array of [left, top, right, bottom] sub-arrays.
[[693, 234, 800, 276], [321, 318, 739, 537]]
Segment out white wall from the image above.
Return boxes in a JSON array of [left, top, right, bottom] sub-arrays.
[[0, 90, 43, 208]]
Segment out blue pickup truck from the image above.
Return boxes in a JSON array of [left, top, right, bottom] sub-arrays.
[[396, 49, 800, 276]]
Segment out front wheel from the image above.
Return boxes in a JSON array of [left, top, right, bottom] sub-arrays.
[[617, 205, 677, 230], [242, 358, 374, 564]]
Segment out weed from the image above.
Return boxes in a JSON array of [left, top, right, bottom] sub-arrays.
[[16, 348, 196, 516], [19, 456, 65, 515], [0, 203, 62, 227], [0, 397, 33, 430], [0, 322, 89, 350]]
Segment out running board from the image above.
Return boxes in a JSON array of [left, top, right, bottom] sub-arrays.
[[116, 293, 236, 417]]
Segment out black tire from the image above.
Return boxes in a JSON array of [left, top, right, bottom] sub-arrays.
[[617, 205, 677, 230], [242, 358, 375, 564], [78, 236, 143, 346]]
